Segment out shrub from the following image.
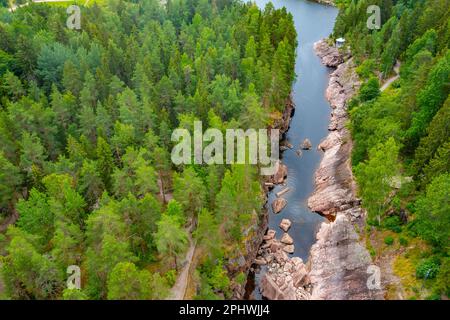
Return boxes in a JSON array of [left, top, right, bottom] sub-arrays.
[[384, 236, 395, 246], [382, 216, 402, 233], [416, 258, 440, 279], [164, 269, 177, 287], [399, 236, 409, 246], [359, 77, 380, 102], [406, 202, 416, 213], [426, 293, 441, 300], [356, 59, 377, 79], [235, 272, 247, 285], [391, 196, 401, 211], [434, 258, 450, 296]]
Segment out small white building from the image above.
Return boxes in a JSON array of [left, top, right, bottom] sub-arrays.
[[336, 38, 346, 48]]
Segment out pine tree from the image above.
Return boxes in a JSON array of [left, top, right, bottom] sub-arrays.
[[154, 213, 188, 271], [95, 137, 114, 192], [0, 152, 21, 210], [173, 167, 207, 221]]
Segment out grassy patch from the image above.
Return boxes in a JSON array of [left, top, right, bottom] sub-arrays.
[[393, 255, 423, 299]]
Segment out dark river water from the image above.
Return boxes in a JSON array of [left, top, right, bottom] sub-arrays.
[[246, 0, 338, 299]]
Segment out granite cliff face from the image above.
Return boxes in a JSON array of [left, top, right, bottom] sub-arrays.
[[307, 39, 384, 300]]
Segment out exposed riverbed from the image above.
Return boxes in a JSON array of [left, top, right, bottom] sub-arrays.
[[245, 0, 338, 299]]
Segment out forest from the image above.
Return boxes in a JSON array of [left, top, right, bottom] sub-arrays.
[[333, 0, 449, 299], [0, 0, 296, 299]]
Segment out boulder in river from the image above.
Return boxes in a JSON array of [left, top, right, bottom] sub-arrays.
[[279, 219, 292, 232], [272, 198, 287, 214], [281, 233, 294, 245], [270, 160, 288, 184], [301, 138, 312, 150], [283, 244, 295, 254]]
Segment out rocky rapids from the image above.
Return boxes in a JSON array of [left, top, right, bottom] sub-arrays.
[[256, 40, 384, 300]]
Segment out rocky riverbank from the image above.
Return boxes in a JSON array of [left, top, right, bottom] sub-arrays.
[[232, 98, 294, 300], [309, 0, 335, 7], [306, 39, 384, 300]]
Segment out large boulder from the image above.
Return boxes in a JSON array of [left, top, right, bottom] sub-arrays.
[[301, 138, 312, 150], [279, 219, 292, 232], [283, 245, 295, 254], [270, 160, 288, 184], [272, 198, 287, 214], [281, 233, 294, 245], [260, 273, 297, 300]]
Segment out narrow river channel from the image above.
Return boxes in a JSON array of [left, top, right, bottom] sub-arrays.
[[246, 0, 338, 299]]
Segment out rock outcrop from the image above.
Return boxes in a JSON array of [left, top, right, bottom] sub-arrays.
[[306, 40, 384, 300], [314, 39, 343, 68], [311, 0, 335, 6], [308, 41, 360, 219], [272, 198, 288, 214], [308, 213, 382, 299], [229, 209, 269, 299]]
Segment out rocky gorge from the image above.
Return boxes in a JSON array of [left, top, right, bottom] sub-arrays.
[[256, 40, 385, 300]]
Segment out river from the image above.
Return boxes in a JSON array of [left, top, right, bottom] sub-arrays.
[[246, 0, 338, 299]]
